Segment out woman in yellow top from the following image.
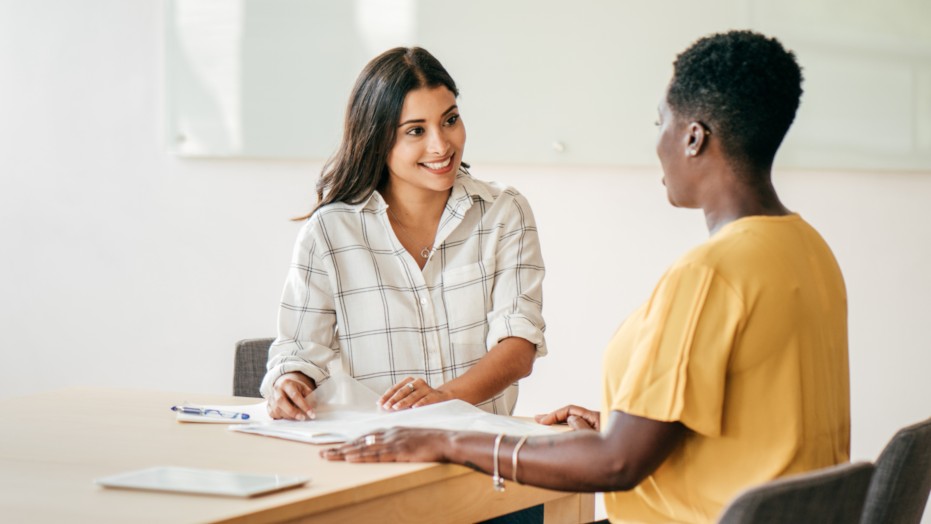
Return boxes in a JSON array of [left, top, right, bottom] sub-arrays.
[[321, 30, 851, 523]]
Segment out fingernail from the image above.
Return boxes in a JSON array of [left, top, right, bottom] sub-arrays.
[[296, 413, 306, 421], [307, 411, 315, 420]]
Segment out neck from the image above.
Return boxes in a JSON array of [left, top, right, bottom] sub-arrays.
[[381, 182, 448, 227], [702, 168, 790, 235]]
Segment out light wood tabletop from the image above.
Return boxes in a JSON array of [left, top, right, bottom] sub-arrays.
[[0, 388, 594, 523]]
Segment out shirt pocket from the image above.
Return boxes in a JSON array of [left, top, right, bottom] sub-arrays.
[[442, 260, 495, 345]]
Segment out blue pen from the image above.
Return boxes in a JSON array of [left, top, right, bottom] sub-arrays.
[[171, 405, 250, 420]]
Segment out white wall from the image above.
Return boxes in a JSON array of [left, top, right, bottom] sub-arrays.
[[2, 0, 929, 502]]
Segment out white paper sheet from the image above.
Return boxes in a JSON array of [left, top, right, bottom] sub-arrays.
[[172, 362, 376, 424], [177, 367, 560, 443], [232, 398, 560, 444], [230, 369, 560, 444]]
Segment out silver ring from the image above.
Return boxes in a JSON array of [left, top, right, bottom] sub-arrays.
[[364, 434, 377, 446], [407, 382, 415, 392]]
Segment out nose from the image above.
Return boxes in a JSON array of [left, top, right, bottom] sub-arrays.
[[426, 128, 450, 156]]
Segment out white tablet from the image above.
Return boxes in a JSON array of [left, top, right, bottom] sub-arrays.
[[95, 466, 309, 497]]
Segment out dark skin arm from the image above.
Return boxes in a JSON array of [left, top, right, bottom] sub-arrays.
[[321, 407, 686, 493]]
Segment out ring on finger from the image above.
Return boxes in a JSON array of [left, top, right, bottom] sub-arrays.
[[364, 434, 377, 446], [407, 382, 415, 392]]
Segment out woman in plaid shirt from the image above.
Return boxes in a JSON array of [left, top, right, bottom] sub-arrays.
[[262, 47, 547, 421]]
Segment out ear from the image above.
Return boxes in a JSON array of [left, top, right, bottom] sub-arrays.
[[685, 122, 711, 157]]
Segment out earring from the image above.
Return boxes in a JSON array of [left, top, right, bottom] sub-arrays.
[[687, 149, 697, 157]]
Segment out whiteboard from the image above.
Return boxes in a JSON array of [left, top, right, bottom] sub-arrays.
[[164, 0, 931, 171]]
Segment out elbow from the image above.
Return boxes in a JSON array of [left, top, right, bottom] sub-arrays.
[[496, 336, 537, 379], [603, 457, 650, 492], [517, 350, 537, 379], [519, 356, 535, 379]]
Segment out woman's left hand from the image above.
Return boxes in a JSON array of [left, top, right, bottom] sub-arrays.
[[534, 405, 601, 432], [320, 428, 452, 463], [378, 377, 453, 410]]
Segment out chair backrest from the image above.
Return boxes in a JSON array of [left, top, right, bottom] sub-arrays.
[[233, 337, 274, 398], [717, 462, 875, 524], [861, 417, 931, 524]]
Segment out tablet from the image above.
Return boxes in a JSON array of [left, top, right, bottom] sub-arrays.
[[95, 466, 309, 497]]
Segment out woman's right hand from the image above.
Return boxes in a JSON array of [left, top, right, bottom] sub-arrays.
[[268, 372, 317, 420], [534, 404, 601, 432]]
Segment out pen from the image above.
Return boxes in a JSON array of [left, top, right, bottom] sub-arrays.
[[171, 405, 250, 420]]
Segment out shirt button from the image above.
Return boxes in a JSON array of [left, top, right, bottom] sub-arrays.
[[420, 296, 428, 305]]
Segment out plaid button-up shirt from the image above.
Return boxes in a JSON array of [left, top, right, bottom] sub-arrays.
[[261, 169, 546, 414]]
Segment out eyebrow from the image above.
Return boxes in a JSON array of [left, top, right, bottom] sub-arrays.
[[397, 104, 459, 127]]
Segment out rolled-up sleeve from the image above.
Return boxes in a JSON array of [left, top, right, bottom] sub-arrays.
[[259, 220, 339, 398], [486, 190, 547, 356]]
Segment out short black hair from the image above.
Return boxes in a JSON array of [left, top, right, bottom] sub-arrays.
[[668, 30, 803, 171]]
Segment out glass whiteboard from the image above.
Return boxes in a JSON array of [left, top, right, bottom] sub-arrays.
[[164, 0, 931, 171]]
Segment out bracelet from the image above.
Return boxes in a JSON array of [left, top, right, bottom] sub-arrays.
[[492, 433, 506, 492], [511, 435, 529, 485]]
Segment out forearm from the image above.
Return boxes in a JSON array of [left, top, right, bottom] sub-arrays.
[[265, 221, 339, 397], [447, 430, 637, 493], [447, 411, 686, 492], [438, 337, 536, 405]]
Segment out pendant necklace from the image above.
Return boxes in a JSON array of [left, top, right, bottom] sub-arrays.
[[388, 208, 434, 259]]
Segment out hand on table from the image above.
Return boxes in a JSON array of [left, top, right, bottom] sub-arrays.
[[534, 404, 601, 431], [268, 372, 317, 420], [320, 427, 453, 463], [378, 377, 453, 411]]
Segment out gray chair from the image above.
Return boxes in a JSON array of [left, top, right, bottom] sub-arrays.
[[233, 337, 274, 398], [860, 417, 931, 524], [717, 462, 875, 524]]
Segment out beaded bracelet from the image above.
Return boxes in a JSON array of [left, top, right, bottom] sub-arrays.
[[492, 433, 505, 492]]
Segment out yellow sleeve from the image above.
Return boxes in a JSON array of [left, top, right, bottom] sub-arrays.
[[609, 262, 744, 437]]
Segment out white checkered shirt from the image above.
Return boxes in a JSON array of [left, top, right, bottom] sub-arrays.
[[261, 169, 546, 414]]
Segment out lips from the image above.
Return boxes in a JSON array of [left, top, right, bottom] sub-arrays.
[[421, 156, 452, 170]]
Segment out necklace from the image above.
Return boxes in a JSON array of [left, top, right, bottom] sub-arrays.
[[388, 208, 434, 259]]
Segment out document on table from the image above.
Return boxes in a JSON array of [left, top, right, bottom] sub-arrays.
[[171, 370, 375, 426], [232, 398, 560, 444], [229, 372, 560, 444]]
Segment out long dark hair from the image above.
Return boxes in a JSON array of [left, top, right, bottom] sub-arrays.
[[299, 47, 460, 219]]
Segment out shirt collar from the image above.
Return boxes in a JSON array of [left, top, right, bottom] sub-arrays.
[[449, 167, 494, 207]]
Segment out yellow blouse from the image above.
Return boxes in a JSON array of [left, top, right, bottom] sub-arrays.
[[602, 214, 850, 523]]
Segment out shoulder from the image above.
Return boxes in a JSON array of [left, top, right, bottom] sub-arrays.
[[670, 213, 840, 294], [312, 199, 369, 220], [455, 169, 534, 212], [308, 192, 384, 227], [296, 198, 378, 248], [693, 214, 830, 265]]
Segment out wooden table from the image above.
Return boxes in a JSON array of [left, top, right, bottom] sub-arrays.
[[0, 388, 594, 523]]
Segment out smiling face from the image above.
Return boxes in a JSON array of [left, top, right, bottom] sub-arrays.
[[386, 86, 466, 198]]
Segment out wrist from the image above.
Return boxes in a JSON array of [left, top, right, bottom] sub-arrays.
[[444, 431, 467, 464], [275, 372, 315, 390], [435, 384, 458, 402]]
